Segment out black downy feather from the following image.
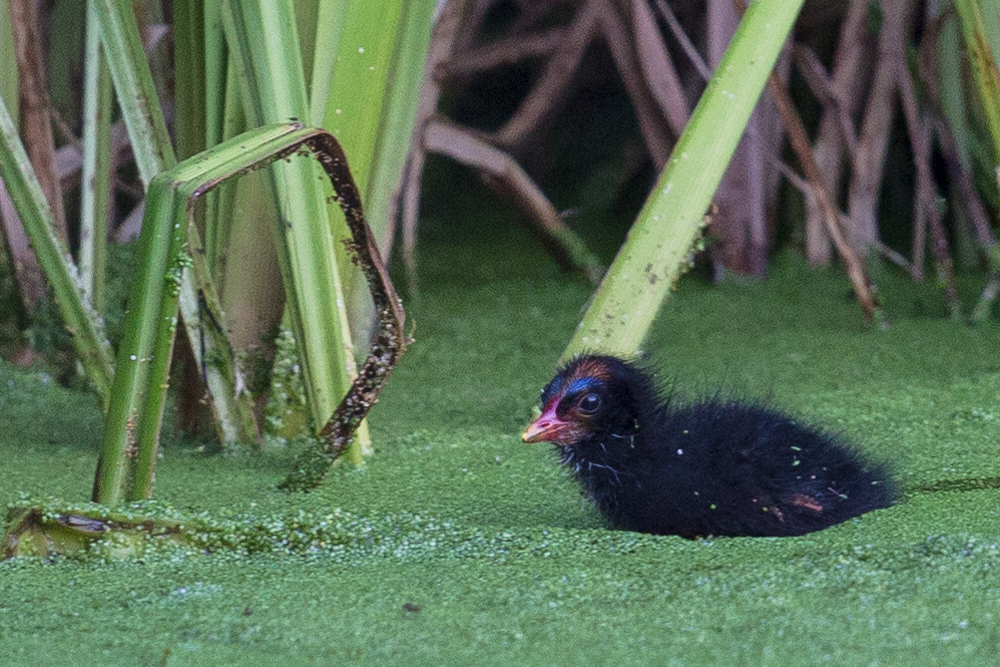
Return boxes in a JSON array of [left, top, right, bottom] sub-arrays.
[[529, 355, 895, 538]]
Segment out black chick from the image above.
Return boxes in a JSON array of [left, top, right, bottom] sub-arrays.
[[522, 355, 894, 538]]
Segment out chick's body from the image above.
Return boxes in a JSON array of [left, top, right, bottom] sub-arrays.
[[523, 355, 894, 538]]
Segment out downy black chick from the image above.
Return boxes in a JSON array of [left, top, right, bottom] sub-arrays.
[[522, 355, 894, 538]]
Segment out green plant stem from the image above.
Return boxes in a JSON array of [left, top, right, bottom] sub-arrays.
[[204, 50, 244, 271], [101, 123, 405, 500], [0, 0, 18, 120], [94, 0, 177, 182], [954, 0, 1000, 166], [173, 0, 207, 161], [94, 178, 176, 504], [344, 0, 435, 346], [306, 0, 350, 124], [562, 0, 805, 361], [312, 0, 434, 459], [104, 123, 309, 503], [95, 0, 259, 457], [80, 0, 113, 314], [223, 0, 358, 447]]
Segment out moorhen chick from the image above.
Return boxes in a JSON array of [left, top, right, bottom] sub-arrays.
[[522, 355, 894, 537]]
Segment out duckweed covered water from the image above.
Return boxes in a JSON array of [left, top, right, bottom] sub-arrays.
[[2, 204, 1000, 664]]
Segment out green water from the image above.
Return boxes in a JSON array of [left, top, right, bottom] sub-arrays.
[[2, 209, 999, 665]]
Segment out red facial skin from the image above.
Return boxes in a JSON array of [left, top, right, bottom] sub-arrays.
[[521, 396, 591, 446], [521, 359, 612, 446]]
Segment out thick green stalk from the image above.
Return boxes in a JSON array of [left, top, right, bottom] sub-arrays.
[[0, 0, 15, 115], [173, 0, 206, 160], [343, 0, 434, 305], [361, 0, 435, 236], [94, 179, 175, 504], [295, 0, 320, 91], [307, 0, 350, 124], [562, 0, 805, 361], [311, 0, 433, 459], [203, 0, 227, 150], [92, 0, 179, 472], [341, 0, 432, 452], [954, 0, 1000, 166], [120, 178, 187, 502], [204, 50, 244, 269], [319, 0, 406, 199], [0, 92, 114, 407], [79, 0, 113, 314], [223, 0, 357, 441]]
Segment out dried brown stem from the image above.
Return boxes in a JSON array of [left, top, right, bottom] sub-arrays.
[[652, 0, 713, 80], [444, 27, 567, 79], [510, 0, 574, 34], [453, 0, 499, 55], [771, 158, 811, 195], [424, 118, 604, 283], [710, 0, 784, 277], [8, 0, 68, 242], [281, 131, 410, 490], [875, 239, 914, 272], [791, 44, 859, 157], [896, 44, 961, 318], [398, 0, 469, 286], [916, 31, 1000, 323], [847, 0, 918, 250], [0, 180, 45, 310], [803, 0, 871, 265], [766, 71, 884, 323], [629, 0, 689, 137], [936, 117, 997, 253], [592, 0, 672, 165], [659, 0, 799, 233], [493, 0, 600, 150]]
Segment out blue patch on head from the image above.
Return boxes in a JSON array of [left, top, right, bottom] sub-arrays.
[[541, 374, 604, 409], [541, 357, 613, 409], [567, 377, 602, 396]]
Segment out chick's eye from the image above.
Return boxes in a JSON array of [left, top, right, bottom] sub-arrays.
[[578, 393, 601, 414]]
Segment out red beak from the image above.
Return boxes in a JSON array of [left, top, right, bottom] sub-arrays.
[[521, 403, 567, 443]]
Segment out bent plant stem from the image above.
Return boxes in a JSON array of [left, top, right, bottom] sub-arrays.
[[93, 123, 407, 504], [96, 0, 258, 451], [280, 132, 409, 491]]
